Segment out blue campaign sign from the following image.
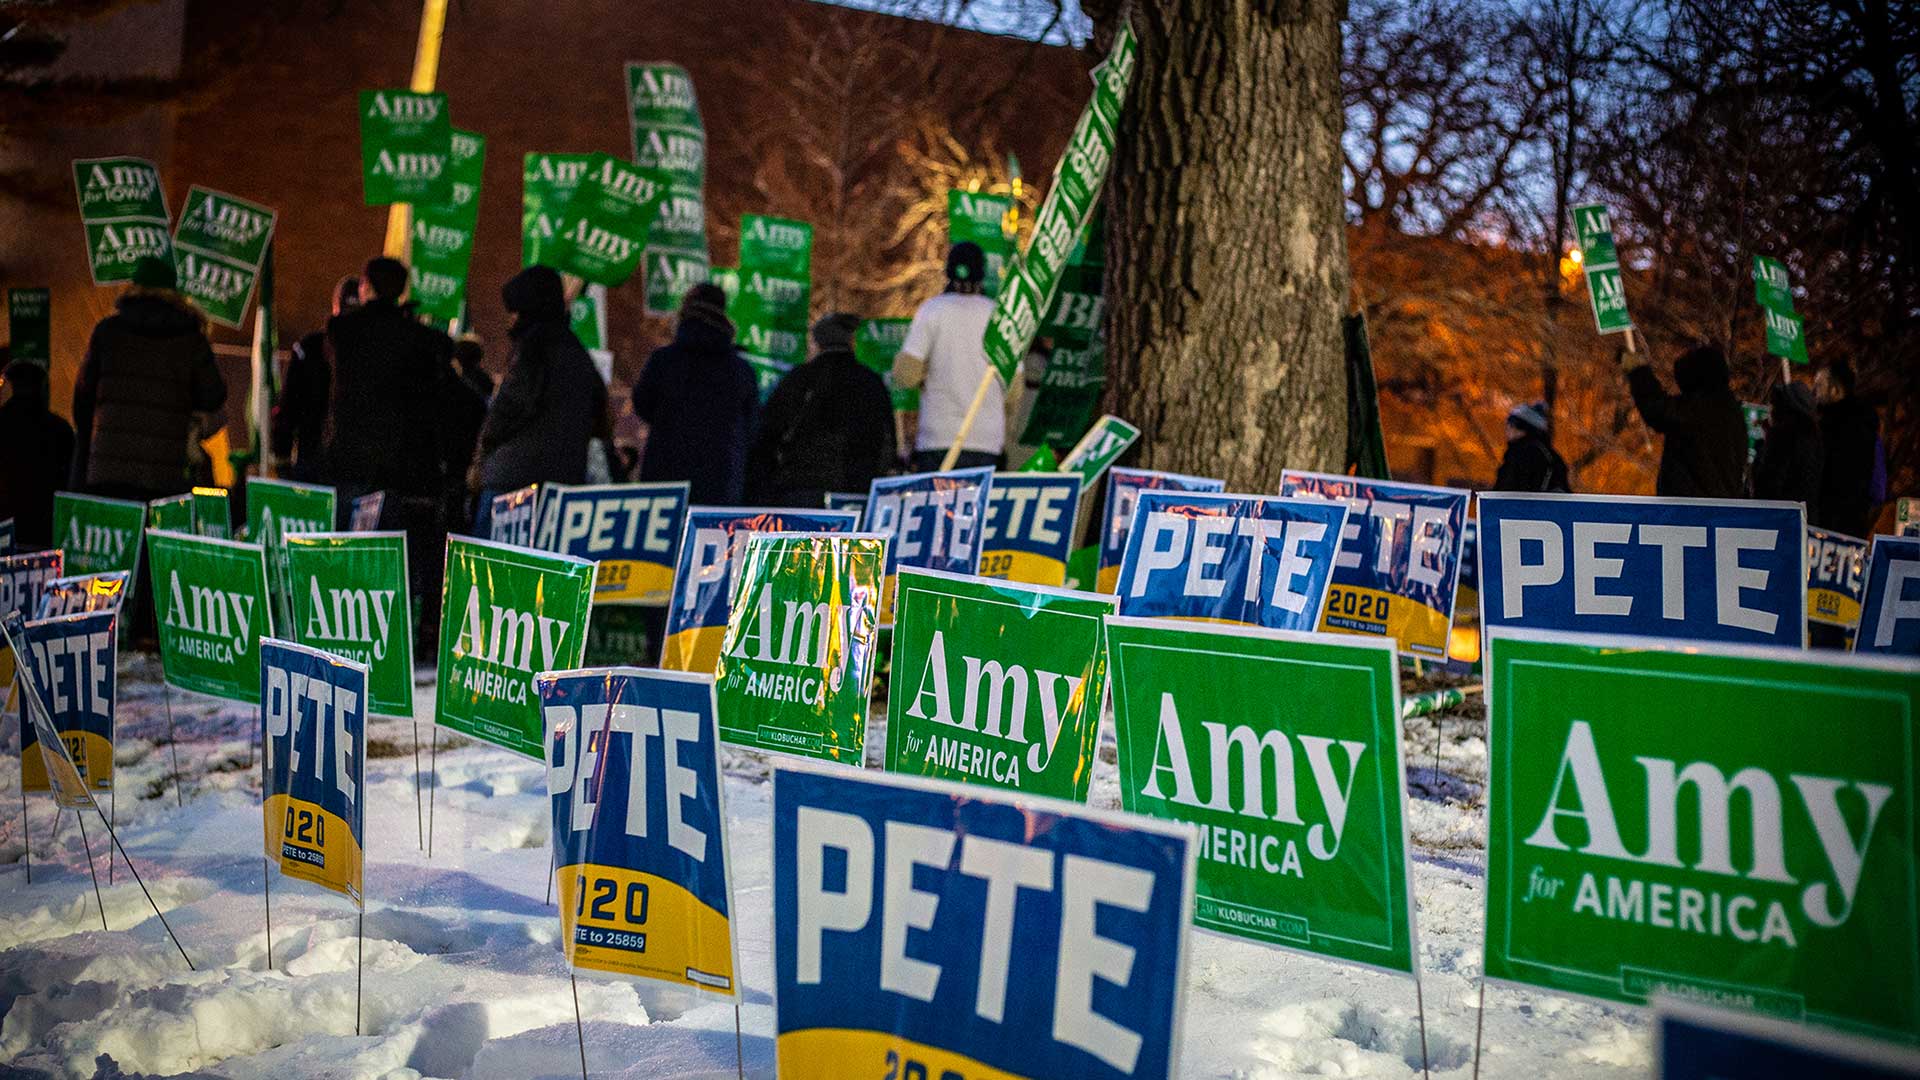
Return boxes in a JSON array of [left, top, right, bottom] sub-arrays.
[[35, 570, 130, 618], [349, 492, 385, 532], [1477, 493, 1806, 646], [1806, 526, 1869, 632], [490, 484, 539, 547], [660, 508, 859, 673], [1280, 470, 1470, 659], [540, 667, 738, 995], [537, 482, 691, 607], [260, 638, 367, 903], [1099, 468, 1225, 593], [981, 471, 1083, 586], [1657, 1002, 1920, 1079], [1855, 535, 1920, 656], [864, 467, 994, 623], [1115, 491, 1347, 632], [0, 550, 63, 621], [18, 608, 117, 796], [773, 765, 1195, 1080]]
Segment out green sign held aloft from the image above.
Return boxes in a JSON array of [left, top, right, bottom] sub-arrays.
[[627, 63, 709, 317], [570, 285, 608, 351], [713, 532, 885, 764], [544, 154, 670, 286], [631, 116, 706, 189], [436, 537, 594, 758], [735, 267, 812, 334], [738, 214, 812, 277], [72, 157, 171, 285], [359, 89, 451, 206], [146, 529, 273, 703], [285, 531, 414, 717], [1109, 616, 1417, 972], [172, 186, 278, 329], [1059, 413, 1139, 484], [522, 152, 597, 268], [982, 24, 1135, 386], [52, 493, 146, 577], [1484, 631, 1920, 1044], [885, 568, 1114, 801], [948, 189, 1014, 298], [855, 318, 916, 411], [1753, 256, 1810, 366], [8, 288, 49, 366], [1572, 202, 1633, 335], [246, 478, 336, 634], [647, 245, 711, 318], [411, 129, 486, 323], [626, 62, 704, 135]]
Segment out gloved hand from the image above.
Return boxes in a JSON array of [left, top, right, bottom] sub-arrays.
[[1618, 342, 1650, 374]]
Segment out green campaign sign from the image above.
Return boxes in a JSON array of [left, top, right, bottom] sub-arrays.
[[72, 157, 171, 285], [435, 538, 594, 758], [146, 529, 272, 703], [632, 118, 707, 189], [626, 62, 704, 134], [1572, 203, 1633, 335], [246, 478, 336, 632], [1021, 334, 1106, 449], [947, 189, 1013, 297], [148, 494, 191, 533], [192, 487, 231, 539], [8, 288, 50, 366], [713, 532, 885, 764], [172, 186, 278, 329], [52, 493, 145, 577], [545, 154, 671, 286], [1059, 413, 1140, 484], [855, 318, 916, 411], [358, 89, 451, 206], [738, 214, 812, 277], [1484, 630, 1920, 1043], [735, 267, 812, 334], [885, 568, 1114, 801], [627, 64, 708, 316], [521, 152, 596, 267], [410, 129, 486, 323], [570, 285, 607, 351], [646, 245, 710, 318], [1108, 616, 1417, 973], [1764, 304, 1811, 366], [285, 531, 414, 717], [1752, 256, 1794, 314]]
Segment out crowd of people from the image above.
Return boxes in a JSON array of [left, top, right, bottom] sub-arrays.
[[0, 241, 1893, 638]]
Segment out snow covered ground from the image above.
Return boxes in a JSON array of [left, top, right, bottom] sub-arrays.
[[0, 656, 1656, 1079]]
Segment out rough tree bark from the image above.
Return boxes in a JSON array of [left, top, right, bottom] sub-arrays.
[[1090, 0, 1352, 488]]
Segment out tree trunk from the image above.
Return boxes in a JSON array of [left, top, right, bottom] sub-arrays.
[[1097, 0, 1352, 488]]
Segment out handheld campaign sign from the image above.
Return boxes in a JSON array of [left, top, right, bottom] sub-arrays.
[[1100, 468, 1226, 594], [5, 612, 97, 811], [1059, 414, 1140, 485], [539, 667, 740, 995], [35, 571, 129, 618], [1107, 616, 1416, 973], [1805, 527, 1868, 636], [284, 532, 414, 718], [358, 89, 451, 206], [1656, 1000, 1920, 1079], [191, 487, 231, 539], [886, 569, 1115, 801], [660, 508, 858, 673], [536, 482, 690, 606], [1115, 491, 1347, 632], [824, 492, 868, 516], [147, 530, 272, 703], [261, 638, 366, 903], [864, 467, 994, 624], [348, 492, 385, 532], [1478, 493, 1807, 646], [1484, 630, 1920, 1045], [147, 493, 192, 533], [979, 472, 1083, 586], [714, 533, 886, 763], [1854, 535, 1920, 656], [246, 478, 337, 631], [489, 484, 539, 547], [1, 550, 64, 619], [52, 492, 145, 578], [773, 764, 1195, 1080], [436, 538, 594, 758], [18, 609, 117, 796], [1279, 470, 1469, 659]]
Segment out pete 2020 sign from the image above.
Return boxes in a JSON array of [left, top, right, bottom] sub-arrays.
[[979, 472, 1083, 587], [1116, 491, 1347, 632], [865, 467, 994, 624], [1483, 630, 1920, 1044], [1855, 535, 1919, 656], [18, 609, 117, 795], [540, 667, 739, 995], [1100, 468, 1225, 594], [1806, 527, 1869, 637], [660, 508, 858, 673], [1478, 493, 1806, 646], [1280, 470, 1468, 660], [261, 638, 366, 902], [773, 764, 1196, 1080], [536, 482, 689, 606]]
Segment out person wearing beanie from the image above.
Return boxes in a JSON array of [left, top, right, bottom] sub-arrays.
[[0, 358, 75, 551], [1622, 341, 1748, 499], [631, 281, 759, 504], [1492, 400, 1570, 493], [744, 312, 897, 508], [891, 241, 1025, 470]]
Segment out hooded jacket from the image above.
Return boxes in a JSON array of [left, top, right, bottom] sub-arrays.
[[1626, 348, 1749, 499], [72, 290, 226, 497], [476, 268, 607, 491], [744, 348, 896, 507], [1493, 430, 1571, 493], [633, 314, 759, 505], [322, 297, 452, 497]]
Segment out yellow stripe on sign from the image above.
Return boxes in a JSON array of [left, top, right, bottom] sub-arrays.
[[1808, 588, 1862, 628], [659, 626, 727, 674], [1317, 583, 1451, 659], [557, 862, 736, 992], [978, 548, 1068, 587], [1096, 563, 1121, 594], [594, 560, 676, 606], [264, 792, 364, 902], [20, 731, 114, 793], [778, 1028, 1040, 1080]]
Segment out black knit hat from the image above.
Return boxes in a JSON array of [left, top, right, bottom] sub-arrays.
[[946, 241, 986, 285], [812, 312, 860, 353]]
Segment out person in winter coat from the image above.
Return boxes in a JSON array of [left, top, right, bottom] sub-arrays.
[[745, 313, 896, 508], [1492, 400, 1570, 493], [1622, 342, 1748, 499], [271, 273, 358, 482], [322, 258, 451, 504], [1752, 381, 1824, 516], [1815, 359, 1884, 538], [472, 266, 608, 531], [633, 282, 758, 505], [71, 256, 227, 501], [0, 358, 75, 551]]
